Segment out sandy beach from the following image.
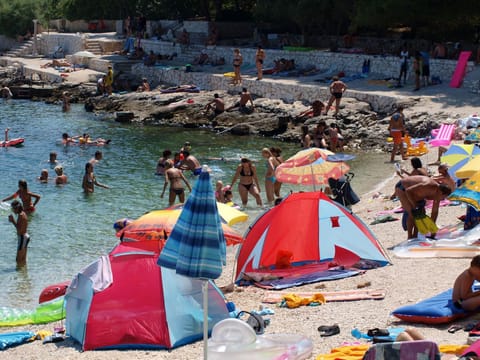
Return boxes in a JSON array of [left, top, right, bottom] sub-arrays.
[[2, 58, 480, 359]]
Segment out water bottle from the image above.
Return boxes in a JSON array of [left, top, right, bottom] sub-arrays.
[[351, 328, 370, 339]]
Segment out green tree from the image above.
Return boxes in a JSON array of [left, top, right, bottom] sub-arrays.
[[0, 0, 39, 38]]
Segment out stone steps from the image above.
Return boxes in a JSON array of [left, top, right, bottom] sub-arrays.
[[85, 40, 103, 55], [4, 38, 36, 57]]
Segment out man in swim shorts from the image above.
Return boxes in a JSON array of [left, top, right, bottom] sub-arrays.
[[8, 200, 29, 267], [395, 175, 452, 239], [388, 106, 406, 162], [324, 76, 347, 116], [204, 93, 225, 116], [180, 150, 202, 176]]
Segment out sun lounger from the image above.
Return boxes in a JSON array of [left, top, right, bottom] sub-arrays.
[[430, 123, 455, 147]]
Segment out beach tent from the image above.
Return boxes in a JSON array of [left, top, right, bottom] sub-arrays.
[[235, 192, 390, 289], [65, 239, 229, 351]]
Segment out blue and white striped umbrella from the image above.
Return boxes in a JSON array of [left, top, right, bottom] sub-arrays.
[[158, 166, 226, 279]]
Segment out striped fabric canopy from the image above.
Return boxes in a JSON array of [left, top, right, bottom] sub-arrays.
[[158, 167, 226, 279]]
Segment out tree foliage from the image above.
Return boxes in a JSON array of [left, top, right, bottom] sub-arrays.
[[0, 0, 478, 42], [0, 0, 39, 37]]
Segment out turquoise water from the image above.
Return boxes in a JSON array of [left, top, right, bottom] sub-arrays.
[[0, 100, 393, 309]]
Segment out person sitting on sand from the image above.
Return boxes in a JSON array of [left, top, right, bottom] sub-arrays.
[[394, 175, 452, 239], [41, 59, 71, 68], [226, 88, 254, 113], [54, 165, 68, 185], [453, 255, 480, 311], [193, 50, 209, 65], [204, 93, 225, 116]]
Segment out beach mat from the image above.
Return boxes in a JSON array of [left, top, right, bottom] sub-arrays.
[[249, 268, 361, 290], [262, 288, 386, 304]]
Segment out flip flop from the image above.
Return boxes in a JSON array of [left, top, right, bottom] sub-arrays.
[[448, 324, 463, 333], [318, 324, 340, 337]]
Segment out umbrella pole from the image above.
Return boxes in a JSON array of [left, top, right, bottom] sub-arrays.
[[203, 280, 209, 360]]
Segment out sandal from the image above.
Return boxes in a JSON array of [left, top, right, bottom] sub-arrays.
[[448, 324, 464, 333], [367, 328, 390, 337], [318, 324, 340, 337]]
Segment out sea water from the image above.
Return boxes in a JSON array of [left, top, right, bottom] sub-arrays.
[[0, 100, 393, 309]]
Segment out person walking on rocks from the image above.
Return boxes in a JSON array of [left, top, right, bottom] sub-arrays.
[[324, 76, 347, 116]]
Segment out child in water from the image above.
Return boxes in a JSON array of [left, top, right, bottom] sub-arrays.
[[453, 255, 480, 311]]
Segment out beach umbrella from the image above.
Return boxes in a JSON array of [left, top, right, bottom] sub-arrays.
[[169, 202, 248, 226], [117, 208, 243, 246], [158, 166, 226, 360], [441, 144, 480, 181], [275, 156, 350, 190], [280, 147, 334, 168], [455, 155, 480, 180], [449, 172, 480, 211]]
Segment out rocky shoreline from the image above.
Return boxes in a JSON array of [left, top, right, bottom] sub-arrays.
[[3, 65, 473, 152]]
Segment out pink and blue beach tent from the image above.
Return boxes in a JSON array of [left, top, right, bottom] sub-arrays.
[[65, 240, 229, 351], [235, 192, 390, 289]]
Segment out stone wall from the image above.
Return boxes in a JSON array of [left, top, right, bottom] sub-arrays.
[[134, 64, 400, 114], [39, 33, 84, 57]]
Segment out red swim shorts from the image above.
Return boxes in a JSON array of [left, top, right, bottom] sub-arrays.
[[391, 131, 403, 145]]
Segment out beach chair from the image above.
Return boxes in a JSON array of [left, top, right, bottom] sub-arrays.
[[430, 124, 455, 147]]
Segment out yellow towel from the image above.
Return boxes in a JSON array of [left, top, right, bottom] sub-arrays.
[[281, 293, 326, 308], [316, 344, 370, 360]]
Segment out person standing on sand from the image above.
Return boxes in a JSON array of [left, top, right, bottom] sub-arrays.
[[8, 200, 29, 267], [324, 76, 347, 116], [255, 45, 266, 80], [388, 106, 406, 162], [232, 48, 243, 85], [394, 175, 452, 239]]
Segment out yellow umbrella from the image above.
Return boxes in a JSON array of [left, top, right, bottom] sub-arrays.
[[449, 172, 480, 211], [455, 156, 480, 179]]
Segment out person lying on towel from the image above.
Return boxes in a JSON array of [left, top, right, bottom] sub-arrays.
[[453, 255, 480, 311]]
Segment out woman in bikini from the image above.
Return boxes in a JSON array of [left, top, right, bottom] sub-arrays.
[[270, 146, 284, 198], [156, 149, 172, 175], [230, 158, 262, 208], [82, 162, 109, 194], [262, 148, 281, 204], [2, 180, 41, 214], [232, 48, 243, 85], [161, 161, 191, 206]]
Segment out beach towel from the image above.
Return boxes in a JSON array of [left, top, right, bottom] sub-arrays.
[[362, 340, 440, 360], [262, 288, 386, 304]]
